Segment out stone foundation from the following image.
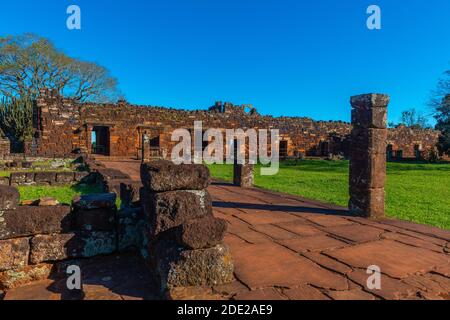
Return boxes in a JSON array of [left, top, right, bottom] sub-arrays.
[[0, 185, 142, 290]]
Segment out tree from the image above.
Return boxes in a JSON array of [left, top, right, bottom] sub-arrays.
[[0, 96, 34, 152], [399, 108, 431, 129], [430, 70, 450, 156], [0, 33, 120, 102]]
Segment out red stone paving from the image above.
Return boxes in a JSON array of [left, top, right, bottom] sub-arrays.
[[2, 159, 450, 300]]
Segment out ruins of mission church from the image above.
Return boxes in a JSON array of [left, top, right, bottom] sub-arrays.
[[1, 89, 439, 160]]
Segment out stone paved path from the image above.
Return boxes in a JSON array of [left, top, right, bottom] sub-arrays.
[[3, 159, 450, 300]]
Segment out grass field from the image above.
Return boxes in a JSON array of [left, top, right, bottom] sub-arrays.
[[18, 184, 104, 205], [208, 160, 450, 230]]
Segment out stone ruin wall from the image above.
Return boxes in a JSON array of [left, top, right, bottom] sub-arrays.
[[0, 138, 9, 159], [26, 89, 440, 160], [0, 129, 10, 158]]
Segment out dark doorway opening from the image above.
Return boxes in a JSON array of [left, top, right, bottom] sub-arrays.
[[91, 126, 110, 155], [280, 140, 288, 158], [387, 144, 393, 161], [319, 141, 329, 156], [414, 145, 421, 160]]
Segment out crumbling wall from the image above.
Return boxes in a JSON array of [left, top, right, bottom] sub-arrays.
[[27, 89, 83, 157], [0, 183, 143, 291], [387, 126, 439, 159], [28, 90, 440, 160], [0, 129, 10, 158]]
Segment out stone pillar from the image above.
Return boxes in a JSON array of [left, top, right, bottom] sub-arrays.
[[233, 164, 254, 188], [140, 160, 234, 292], [349, 94, 389, 218], [233, 139, 254, 188]]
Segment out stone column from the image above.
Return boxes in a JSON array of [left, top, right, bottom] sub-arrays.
[[140, 160, 234, 292], [233, 164, 254, 188], [233, 139, 254, 188], [349, 94, 389, 218]]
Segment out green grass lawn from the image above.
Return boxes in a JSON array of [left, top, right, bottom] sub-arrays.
[[207, 160, 450, 230], [18, 184, 104, 205]]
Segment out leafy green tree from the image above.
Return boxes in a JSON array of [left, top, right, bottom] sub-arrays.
[[398, 108, 431, 129], [0, 33, 120, 102], [430, 70, 450, 156]]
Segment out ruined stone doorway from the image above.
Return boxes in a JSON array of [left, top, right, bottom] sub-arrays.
[[280, 140, 288, 158], [91, 126, 110, 156]]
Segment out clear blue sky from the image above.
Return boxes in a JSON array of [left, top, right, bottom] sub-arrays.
[[1, 0, 449, 124]]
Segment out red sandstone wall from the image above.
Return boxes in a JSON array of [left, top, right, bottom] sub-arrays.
[[29, 90, 441, 160]]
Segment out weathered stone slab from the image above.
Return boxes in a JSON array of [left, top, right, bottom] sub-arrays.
[[96, 168, 131, 181], [233, 288, 287, 300], [117, 207, 145, 252], [0, 205, 73, 239], [0, 185, 19, 210], [72, 193, 116, 210], [231, 242, 347, 290], [34, 172, 56, 185], [324, 224, 384, 243], [0, 177, 9, 186], [0, 263, 53, 290], [325, 239, 450, 279], [162, 216, 227, 249], [119, 181, 142, 206], [140, 160, 210, 191], [282, 284, 330, 300], [9, 172, 34, 185], [56, 172, 75, 184], [30, 231, 117, 264], [144, 189, 213, 238], [348, 187, 385, 218], [75, 208, 116, 231], [350, 128, 388, 155], [349, 155, 386, 189], [36, 197, 60, 206], [74, 171, 90, 182], [350, 94, 389, 129], [0, 237, 30, 272], [152, 241, 234, 289]]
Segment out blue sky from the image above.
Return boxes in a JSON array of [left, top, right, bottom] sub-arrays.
[[1, 0, 449, 124]]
